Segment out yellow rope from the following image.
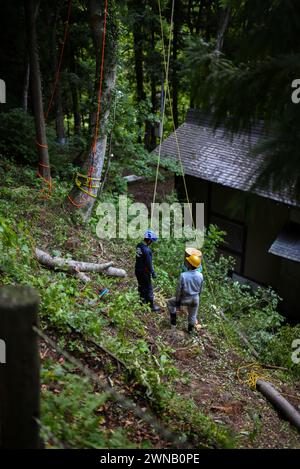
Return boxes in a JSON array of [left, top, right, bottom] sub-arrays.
[[151, 0, 175, 226], [156, 0, 221, 319], [77, 173, 101, 182], [156, 0, 194, 230], [237, 363, 272, 390], [74, 173, 101, 198]]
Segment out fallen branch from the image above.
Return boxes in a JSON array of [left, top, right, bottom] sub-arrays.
[[35, 248, 127, 278]]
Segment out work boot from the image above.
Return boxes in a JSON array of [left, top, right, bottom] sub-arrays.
[[187, 323, 195, 335], [150, 301, 160, 312], [170, 313, 177, 326]]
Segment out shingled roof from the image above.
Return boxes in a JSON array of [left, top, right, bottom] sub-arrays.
[[155, 109, 300, 208], [269, 222, 300, 263]]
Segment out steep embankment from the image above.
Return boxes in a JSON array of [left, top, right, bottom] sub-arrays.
[[0, 161, 299, 449]]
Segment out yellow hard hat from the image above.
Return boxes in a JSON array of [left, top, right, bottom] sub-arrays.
[[186, 254, 201, 268], [185, 248, 202, 258]]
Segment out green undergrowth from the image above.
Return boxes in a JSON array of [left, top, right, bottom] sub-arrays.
[[1, 159, 299, 448], [41, 360, 136, 449]]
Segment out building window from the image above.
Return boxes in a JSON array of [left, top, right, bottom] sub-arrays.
[[210, 213, 246, 274]]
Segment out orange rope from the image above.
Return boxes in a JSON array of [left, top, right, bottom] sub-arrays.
[[36, 141, 49, 149], [67, 194, 84, 208], [45, 0, 72, 122]]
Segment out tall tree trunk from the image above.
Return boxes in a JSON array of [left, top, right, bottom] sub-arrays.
[[131, 0, 145, 143], [66, 0, 117, 221], [24, 0, 51, 183], [55, 87, 66, 144], [195, 0, 204, 35], [144, 24, 157, 151], [172, 0, 179, 128], [49, 1, 66, 144], [133, 24, 145, 104], [215, 5, 231, 53], [187, 0, 193, 34], [69, 45, 81, 135], [150, 73, 157, 149], [22, 59, 30, 113]]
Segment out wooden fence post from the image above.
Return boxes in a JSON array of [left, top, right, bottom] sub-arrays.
[[0, 285, 40, 448]]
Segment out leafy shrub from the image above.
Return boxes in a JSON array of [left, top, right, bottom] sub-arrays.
[[262, 324, 300, 378], [0, 108, 87, 180], [41, 362, 134, 448], [0, 108, 37, 163]]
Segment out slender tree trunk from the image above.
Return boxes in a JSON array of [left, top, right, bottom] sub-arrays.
[[49, 2, 66, 144], [133, 26, 145, 104], [132, 1, 145, 144], [67, 0, 117, 221], [195, 0, 204, 35], [69, 45, 81, 135], [22, 59, 30, 113], [56, 87, 66, 144], [24, 0, 51, 183], [187, 0, 193, 34], [150, 73, 157, 149], [144, 24, 157, 151], [215, 5, 231, 53], [172, 0, 179, 128], [71, 84, 81, 135]]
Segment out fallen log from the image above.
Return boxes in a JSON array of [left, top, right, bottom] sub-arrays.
[[35, 248, 127, 278], [214, 307, 300, 432], [257, 380, 300, 432]]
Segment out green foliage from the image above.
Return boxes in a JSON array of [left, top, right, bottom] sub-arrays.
[[168, 395, 236, 449], [0, 214, 32, 280], [106, 289, 143, 336], [184, 0, 300, 196], [41, 362, 133, 449], [0, 108, 87, 181], [262, 324, 300, 379], [0, 108, 57, 165], [0, 109, 37, 163], [1, 166, 299, 449]]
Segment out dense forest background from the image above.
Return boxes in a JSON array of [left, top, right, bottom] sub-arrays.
[[1, 0, 300, 197], [1, 0, 300, 450]]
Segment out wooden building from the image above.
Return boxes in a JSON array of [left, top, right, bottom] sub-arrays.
[[156, 109, 300, 319]]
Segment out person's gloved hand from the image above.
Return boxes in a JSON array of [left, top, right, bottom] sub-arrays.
[[152, 271, 157, 279]]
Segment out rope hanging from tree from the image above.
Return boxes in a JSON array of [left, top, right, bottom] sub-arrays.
[[152, 0, 195, 230]]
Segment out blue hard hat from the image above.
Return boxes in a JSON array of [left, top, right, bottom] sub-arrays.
[[144, 229, 158, 242]]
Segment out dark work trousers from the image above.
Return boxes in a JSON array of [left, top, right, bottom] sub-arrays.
[[135, 270, 153, 303]]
